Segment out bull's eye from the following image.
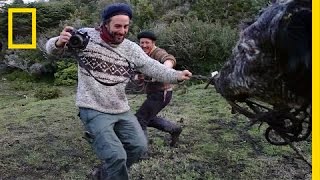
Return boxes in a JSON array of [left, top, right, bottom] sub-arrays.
[[248, 48, 258, 55], [239, 42, 253, 55], [240, 41, 260, 56], [240, 42, 251, 51]]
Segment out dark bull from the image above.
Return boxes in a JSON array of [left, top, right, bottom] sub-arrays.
[[211, 0, 312, 150], [214, 0, 311, 107]]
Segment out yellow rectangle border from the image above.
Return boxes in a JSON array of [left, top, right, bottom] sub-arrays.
[[313, 0, 318, 179], [8, 8, 37, 49]]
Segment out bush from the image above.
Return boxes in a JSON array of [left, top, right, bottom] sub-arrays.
[[10, 82, 34, 91], [34, 86, 61, 100], [4, 70, 35, 82], [0, 1, 77, 39], [6, 46, 46, 64], [129, 0, 191, 35], [188, 0, 269, 27], [153, 18, 238, 75], [54, 60, 78, 86]]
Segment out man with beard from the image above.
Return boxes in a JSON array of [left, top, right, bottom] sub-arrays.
[[45, 3, 192, 180], [135, 31, 182, 147]]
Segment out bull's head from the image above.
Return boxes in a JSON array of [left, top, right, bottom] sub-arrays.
[[214, 0, 311, 109]]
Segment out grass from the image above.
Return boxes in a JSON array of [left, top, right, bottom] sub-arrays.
[[0, 78, 311, 179]]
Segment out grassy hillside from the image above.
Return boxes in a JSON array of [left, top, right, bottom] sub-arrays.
[[0, 78, 311, 179]]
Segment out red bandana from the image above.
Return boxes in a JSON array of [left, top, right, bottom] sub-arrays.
[[100, 26, 119, 44], [100, 26, 115, 44]]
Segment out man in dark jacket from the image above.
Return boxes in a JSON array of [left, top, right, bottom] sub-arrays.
[[135, 31, 182, 147]]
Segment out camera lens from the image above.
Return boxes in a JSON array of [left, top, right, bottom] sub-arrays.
[[69, 35, 83, 48], [67, 30, 89, 50]]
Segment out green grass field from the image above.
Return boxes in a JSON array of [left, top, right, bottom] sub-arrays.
[[0, 78, 311, 179]]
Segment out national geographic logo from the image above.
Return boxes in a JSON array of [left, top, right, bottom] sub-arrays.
[[8, 8, 36, 49]]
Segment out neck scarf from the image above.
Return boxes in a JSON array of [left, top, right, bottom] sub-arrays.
[[99, 25, 119, 47]]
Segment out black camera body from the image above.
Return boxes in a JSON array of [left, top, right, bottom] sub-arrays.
[[67, 29, 90, 50]]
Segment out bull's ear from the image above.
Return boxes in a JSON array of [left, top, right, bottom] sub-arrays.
[[275, 1, 311, 73]]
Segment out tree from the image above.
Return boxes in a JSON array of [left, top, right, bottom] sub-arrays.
[[13, 0, 24, 4]]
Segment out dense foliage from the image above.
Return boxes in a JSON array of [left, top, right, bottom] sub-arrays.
[[0, 0, 269, 84]]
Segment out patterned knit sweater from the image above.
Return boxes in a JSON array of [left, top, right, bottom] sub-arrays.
[[46, 28, 180, 114]]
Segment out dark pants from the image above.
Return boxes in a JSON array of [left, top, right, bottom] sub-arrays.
[[135, 91, 180, 134]]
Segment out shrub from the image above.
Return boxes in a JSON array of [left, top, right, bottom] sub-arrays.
[[188, 0, 269, 27], [10, 82, 35, 91], [34, 86, 61, 100], [153, 18, 238, 75], [129, 0, 191, 35], [54, 60, 78, 86], [6, 46, 46, 64], [4, 70, 35, 82], [0, 1, 77, 38]]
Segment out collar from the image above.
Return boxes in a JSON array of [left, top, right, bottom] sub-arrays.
[[148, 46, 157, 56]]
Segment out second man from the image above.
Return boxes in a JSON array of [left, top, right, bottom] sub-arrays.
[[135, 31, 183, 147]]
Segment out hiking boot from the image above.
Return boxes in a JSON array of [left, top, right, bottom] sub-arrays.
[[170, 127, 182, 146]]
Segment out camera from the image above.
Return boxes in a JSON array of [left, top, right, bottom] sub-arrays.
[[67, 29, 90, 50]]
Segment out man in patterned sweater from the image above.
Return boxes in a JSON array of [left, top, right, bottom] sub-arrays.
[[45, 3, 192, 180], [135, 31, 182, 147]]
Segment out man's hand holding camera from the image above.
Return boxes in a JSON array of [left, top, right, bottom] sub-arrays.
[[55, 26, 90, 50], [55, 26, 74, 48]]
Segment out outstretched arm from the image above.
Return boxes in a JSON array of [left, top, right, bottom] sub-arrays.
[[132, 44, 191, 83]]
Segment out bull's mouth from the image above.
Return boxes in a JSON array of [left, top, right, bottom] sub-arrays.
[[212, 73, 251, 102], [208, 71, 311, 149]]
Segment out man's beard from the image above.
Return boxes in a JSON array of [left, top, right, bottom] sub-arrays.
[[107, 28, 125, 44]]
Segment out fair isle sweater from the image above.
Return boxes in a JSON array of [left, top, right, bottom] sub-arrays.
[[46, 28, 180, 114]]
